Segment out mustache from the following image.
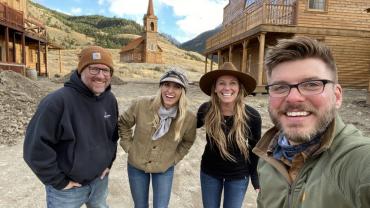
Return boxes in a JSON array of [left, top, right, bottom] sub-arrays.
[[280, 103, 317, 114]]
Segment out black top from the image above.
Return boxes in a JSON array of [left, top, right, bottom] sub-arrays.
[[197, 102, 261, 189], [23, 71, 119, 190]]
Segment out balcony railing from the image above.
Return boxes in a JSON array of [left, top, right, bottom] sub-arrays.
[[0, 2, 24, 30], [0, 2, 46, 41], [206, 3, 296, 51]]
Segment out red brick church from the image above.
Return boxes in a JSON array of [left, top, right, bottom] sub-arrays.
[[119, 0, 163, 64]]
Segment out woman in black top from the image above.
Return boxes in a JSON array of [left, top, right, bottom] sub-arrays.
[[197, 62, 261, 208]]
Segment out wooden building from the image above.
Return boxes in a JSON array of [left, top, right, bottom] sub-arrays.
[[204, 0, 370, 92], [0, 0, 47, 76], [119, 0, 162, 64]]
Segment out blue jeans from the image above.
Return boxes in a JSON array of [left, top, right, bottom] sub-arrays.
[[127, 163, 174, 208], [46, 176, 109, 208], [200, 171, 249, 208]]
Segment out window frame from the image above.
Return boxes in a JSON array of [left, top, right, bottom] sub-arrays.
[[307, 0, 327, 12]]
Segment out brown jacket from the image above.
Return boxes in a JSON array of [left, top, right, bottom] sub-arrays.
[[118, 96, 197, 173]]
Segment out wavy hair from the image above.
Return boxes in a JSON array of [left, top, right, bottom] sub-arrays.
[[265, 36, 338, 82], [204, 83, 250, 162], [151, 87, 188, 141]]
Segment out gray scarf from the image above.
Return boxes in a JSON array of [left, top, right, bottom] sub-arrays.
[[152, 105, 178, 140]]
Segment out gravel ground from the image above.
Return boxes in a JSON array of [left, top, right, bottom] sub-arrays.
[[0, 78, 369, 208]]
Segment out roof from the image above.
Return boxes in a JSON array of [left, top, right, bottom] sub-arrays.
[[120, 37, 144, 53], [147, 0, 154, 16]]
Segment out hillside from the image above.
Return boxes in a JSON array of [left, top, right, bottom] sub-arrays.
[[27, 1, 217, 81], [47, 35, 210, 82], [180, 26, 221, 53], [28, 1, 142, 48]]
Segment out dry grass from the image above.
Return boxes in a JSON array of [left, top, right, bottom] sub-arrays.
[[47, 36, 217, 82]]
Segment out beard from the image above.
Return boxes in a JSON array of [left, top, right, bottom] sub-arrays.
[[269, 102, 336, 144]]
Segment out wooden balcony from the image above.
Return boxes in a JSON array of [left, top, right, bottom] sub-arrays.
[[0, 2, 24, 30], [206, 3, 296, 52], [0, 2, 46, 41]]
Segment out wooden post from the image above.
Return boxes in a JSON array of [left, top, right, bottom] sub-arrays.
[[45, 43, 48, 77], [22, 33, 26, 75], [241, 40, 249, 73], [229, 45, 233, 63], [217, 50, 221, 69], [210, 54, 214, 71], [257, 32, 266, 86], [12, 32, 16, 63], [5, 27, 9, 62], [37, 41, 41, 75]]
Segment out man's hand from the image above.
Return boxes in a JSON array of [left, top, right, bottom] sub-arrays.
[[100, 168, 110, 179], [63, 181, 82, 190]]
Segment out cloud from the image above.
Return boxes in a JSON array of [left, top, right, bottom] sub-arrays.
[[159, 0, 226, 38], [97, 0, 105, 5], [70, 7, 82, 15], [106, 0, 227, 41], [107, 0, 148, 24], [108, 0, 148, 16]]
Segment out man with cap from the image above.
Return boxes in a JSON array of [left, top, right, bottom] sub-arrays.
[[118, 68, 196, 208], [24, 45, 118, 208]]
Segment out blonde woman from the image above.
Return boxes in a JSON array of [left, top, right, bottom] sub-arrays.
[[118, 69, 196, 208], [197, 62, 261, 208]]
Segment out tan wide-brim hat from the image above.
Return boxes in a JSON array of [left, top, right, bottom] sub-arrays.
[[199, 62, 256, 96]]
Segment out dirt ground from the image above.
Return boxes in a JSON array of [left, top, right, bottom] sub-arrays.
[[0, 78, 369, 208]]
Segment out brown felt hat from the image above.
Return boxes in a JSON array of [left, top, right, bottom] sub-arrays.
[[77, 46, 114, 74], [199, 62, 256, 96]]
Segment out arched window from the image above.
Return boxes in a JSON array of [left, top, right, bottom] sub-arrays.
[[150, 22, 155, 31]]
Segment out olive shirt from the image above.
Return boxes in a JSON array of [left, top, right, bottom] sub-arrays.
[[118, 96, 197, 173]]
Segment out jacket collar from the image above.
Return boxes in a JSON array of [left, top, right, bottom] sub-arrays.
[[252, 113, 345, 183]]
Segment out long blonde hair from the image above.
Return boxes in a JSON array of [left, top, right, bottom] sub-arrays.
[[204, 83, 250, 162], [151, 87, 188, 141]]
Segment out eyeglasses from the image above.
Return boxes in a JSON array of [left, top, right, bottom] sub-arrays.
[[88, 66, 112, 76], [265, 79, 335, 98]]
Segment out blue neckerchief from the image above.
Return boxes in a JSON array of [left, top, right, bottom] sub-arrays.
[[273, 134, 321, 162]]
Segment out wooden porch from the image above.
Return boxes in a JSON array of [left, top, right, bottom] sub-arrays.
[[0, 2, 47, 76], [205, 3, 296, 53]]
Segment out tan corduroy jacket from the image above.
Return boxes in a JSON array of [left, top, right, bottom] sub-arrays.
[[118, 96, 197, 173]]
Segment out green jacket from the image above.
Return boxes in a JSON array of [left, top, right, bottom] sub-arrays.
[[118, 96, 197, 173], [253, 115, 370, 208]]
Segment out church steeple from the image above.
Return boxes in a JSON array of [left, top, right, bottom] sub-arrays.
[[147, 0, 154, 16], [143, 0, 157, 32]]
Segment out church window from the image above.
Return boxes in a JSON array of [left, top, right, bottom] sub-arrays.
[[150, 22, 155, 31]]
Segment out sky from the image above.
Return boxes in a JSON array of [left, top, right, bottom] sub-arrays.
[[32, 0, 229, 43]]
